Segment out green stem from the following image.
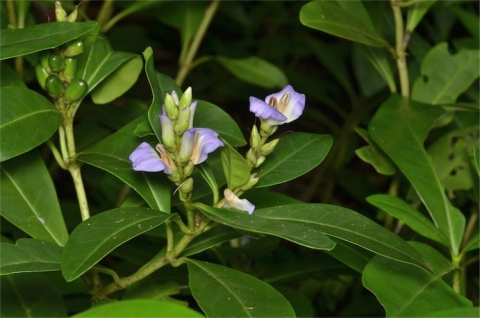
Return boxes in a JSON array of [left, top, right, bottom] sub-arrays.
[[6, 0, 16, 27], [96, 0, 114, 31], [451, 254, 462, 294], [46, 140, 67, 170], [391, 0, 410, 98], [165, 220, 174, 252], [175, 0, 220, 86], [101, 1, 160, 33]]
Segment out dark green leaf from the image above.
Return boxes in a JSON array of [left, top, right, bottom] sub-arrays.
[[0, 151, 68, 246], [0, 239, 63, 275], [406, 0, 437, 33], [196, 162, 220, 205], [363, 256, 472, 317], [73, 299, 203, 317], [369, 94, 465, 254], [195, 203, 336, 250], [326, 238, 373, 273], [412, 43, 480, 104], [215, 56, 288, 89], [474, 147, 480, 175], [1, 273, 67, 317], [62, 208, 174, 281], [300, 1, 390, 48], [462, 232, 478, 253], [220, 142, 250, 190], [425, 307, 479, 318], [360, 45, 396, 93], [180, 225, 241, 258], [0, 21, 97, 60], [187, 260, 295, 317], [123, 279, 183, 303], [0, 86, 60, 161], [255, 133, 332, 188], [408, 241, 452, 275], [77, 116, 172, 212], [0, 62, 26, 87], [355, 128, 396, 176]]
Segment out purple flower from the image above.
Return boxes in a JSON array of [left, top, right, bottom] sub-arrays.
[[249, 85, 305, 126], [180, 128, 224, 165], [224, 189, 255, 215], [129, 142, 175, 174]]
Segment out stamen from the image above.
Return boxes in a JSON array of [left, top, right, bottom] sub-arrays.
[[277, 92, 291, 113], [268, 97, 277, 107]]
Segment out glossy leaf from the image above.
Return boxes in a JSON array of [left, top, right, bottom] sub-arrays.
[[355, 128, 396, 175], [367, 194, 447, 245], [412, 43, 480, 104], [363, 256, 472, 317], [425, 307, 480, 318], [406, 0, 437, 33], [0, 62, 26, 87], [326, 238, 373, 273], [187, 259, 295, 317], [91, 54, 143, 104], [252, 203, 430, 270], [180, 225, 241, 258], [0, 86, 60, 162], [0, 151, 68, 246], [462, 232, 479, 253], [0, 239, 62, 275], [195, 203, 336, 250], [77, 116, 171, 212], [216, 56, 288, 89], [1, 273, 67, 317], [369, 94, 465, 255], [123, 279, 184, 303], [0, 21, 97, 60], [220, 142, 251, 190], [62, 208, 174, 281], [255, 133, 332, 188], [408, 241, 452, 275], [73, 300, 202, 317], [300, 1, 390, 48]]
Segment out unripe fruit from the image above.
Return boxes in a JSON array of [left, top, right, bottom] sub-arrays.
[[35, 63, 50, 90], [64, 40, 84, 57], [65, 78, 88, 102], [63, 57, 77, 83], [45, 74, 64, 98], [48, 53, 64, 72]]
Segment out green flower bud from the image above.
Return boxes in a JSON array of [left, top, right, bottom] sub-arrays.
[[239, 174, 259, 191], [179, 87, 192, 109], [63, 57, 77, 83], [164, 93, 178, 120], [65, 78, 88, 102], [250, 125, 260, 148], [55, 1, 67, 22], [48, 53, 64, 72], [174, 107, 191, 135], [246, 148, 257, 167], [260, 138, 279, 156], [183, 162, 194, 177], [66, 5, 78, 22], [35, 63, 50, 90], [45, 74, 64, 98], [39, 51, 51, 71], [255, 155, 266, 168], [180, 177, 194, 194], [259, 120, 277, 137], [64, 40, 84, 57]]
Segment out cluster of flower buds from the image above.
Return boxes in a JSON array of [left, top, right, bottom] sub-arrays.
[[129, 88, 224, 203], [35, 1, 87, 104]]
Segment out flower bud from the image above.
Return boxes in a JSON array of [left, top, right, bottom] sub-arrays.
[[260, 120, 276, 137], [179, 87, 192, 109], [65, 78, 88, 102], [178, 130, 195, 163], [255, 155, 266, 168], [164, 93, 178, 120], [45, 74, 64, 98], [64, 40, 84, 57], [66, 5, 78, 22], [239, 174, 259, 191], [246, 148, 257, 167], [55, 1, 67, 22], [35, 63, 49, 90], [224, 189, 255, 215], [250, 125, 260, 149], [180, 177, 194, 194], [175, 106, 191, 135], [260, 138, 279, 156], [183, 162, 194, 176], [160, 114, 176, 150]]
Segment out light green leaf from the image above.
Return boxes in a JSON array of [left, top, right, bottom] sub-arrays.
[[367, 194, 447, 246], [196, 162, 220, 205], [180, 225, 241, 258], [220, 142, 251, 190], [216, 56, 288, 89], [363, 256, 472, 317], [412, 43, 480, 104], [408, 241, 452, 275], [474, 147, 480, 175], [0, 21, 97, 60], [187, 259, 295, 317], [123, 279, 184, 303], [73, 299, 203, 317], [91, 54, 143, 104], [355, 128, 396, 176], [255, 133, 332, 188], [425, 307, 479, 318], [77, 116, 172, 213], [300, 1, 390, 48], [0, 239, 63, 275], [462, 232, 478, 253], [1, 273, 67, 317], [369, 94, 466, 255], [62, 208, 173, 281], [0, 151, 68, 246], [195, 203, 336, 250], [406, 0, 437, 33], [0, 86, 60, 162]]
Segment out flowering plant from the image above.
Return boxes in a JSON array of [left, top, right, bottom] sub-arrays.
[[0, 1, 478, 317]]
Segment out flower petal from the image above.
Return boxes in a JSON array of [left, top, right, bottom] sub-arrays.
[[265, 85, 305, 124], [129, 142, 167, 172], [190, 128, 224, 164], [249, 96, 287, 126], [224, 189, 255, 215]]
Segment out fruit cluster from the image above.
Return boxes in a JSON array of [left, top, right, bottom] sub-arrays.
[[35, 40, 88, 103]]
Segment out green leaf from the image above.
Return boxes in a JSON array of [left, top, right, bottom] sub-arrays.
[[367, 194, 447, 246], [326, 238, 373, 273], [355, 128, 396, 176], [77, 116, 171, 212], [194, 100, 247, 147], [253, 204, 430, 271], [62, 208, 174, 281], [300, 1, 390, 48], [196, 162, 220, 205], [363, 256, 472, 317], [195, 203, 336, 250], [180, 225, 241, 258], [425, 307, 480, 318], [474, 147, 480, 175], [73, 299, 203, 317], [408, 241, 452, 275], [220, 142, 251, 190], [1, 273, 67, 317], [123, 279, 184, 303], [255, 133, 332, 188], [0, 62, 26, 88], [462, 232, 479, 253], [412, 43, 480, 104], [0, 239, 63, 275], [0, 151, 68, 246], [0, 86, 60, 162], [360, 45, 396, 93], [215, 56, 288, 89], [91, 54, 143, 104], [0, 21, 97, 60], [187, 260, 295, 317], [406, 0, 437, 33], [369, 94, 466, 255]]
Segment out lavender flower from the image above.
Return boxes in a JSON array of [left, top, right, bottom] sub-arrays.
[[180, 128, 224, 165], [224, 189, 255, 215], [129, 142, 175, 174]]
